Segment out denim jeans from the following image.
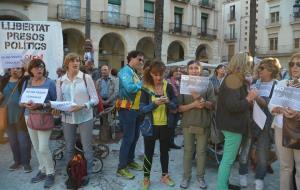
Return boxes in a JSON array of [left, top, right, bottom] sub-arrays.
[[254, 126, 270, 179], [118, 109, 140, 169], [239, 135, 252, 175], [6, 124, 31, 165], [63, 120, 94, 175]]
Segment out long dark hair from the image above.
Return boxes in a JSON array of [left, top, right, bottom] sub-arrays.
[[143, 60, 166, 86]]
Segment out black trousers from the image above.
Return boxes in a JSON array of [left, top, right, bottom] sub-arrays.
[[143, 125, 171, 178]]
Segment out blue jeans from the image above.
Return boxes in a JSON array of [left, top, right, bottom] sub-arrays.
[[118, 109, 140, 169], [63, 120, 94, 175], [6, 124, 31, 165], [254, 126, 270, 179], [239, 135, 252, 175]]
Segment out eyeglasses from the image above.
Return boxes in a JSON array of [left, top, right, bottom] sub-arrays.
[[288, 61, 300, 68]]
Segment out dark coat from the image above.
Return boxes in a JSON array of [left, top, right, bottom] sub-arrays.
[[216, 74, 250, 135]]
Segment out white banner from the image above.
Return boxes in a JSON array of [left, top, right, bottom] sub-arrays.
[[180, 75, 209, 95], [0, 21, 63, 79], [0, 53, 23, 69], [20, 88, 49, 104], [269, 86, 300, 111]]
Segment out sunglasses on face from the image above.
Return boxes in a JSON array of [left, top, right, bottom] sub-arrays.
[[289, 62, 300, 68]]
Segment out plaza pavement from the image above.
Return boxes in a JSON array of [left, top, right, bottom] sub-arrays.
[[0, 134, 280, 190]]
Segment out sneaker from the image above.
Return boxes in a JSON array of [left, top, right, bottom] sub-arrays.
[[8, 163, 21, 171], [255, 179, 264, 190], [161, 174, 175, 187], [180, 178, 190, 189], [197, 177, 207, 189], [23, 164, 32, 173], [141, 177, 150, 190], [239, 174, 248, 187], [31, 171, 47, 183], [44, 174, 55, 188], [116, 168, 135, 179], [128, 161, 143, 171]]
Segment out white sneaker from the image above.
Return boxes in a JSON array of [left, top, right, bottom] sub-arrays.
[[255, 179, 264, 190], [239, 174, 248, 187]]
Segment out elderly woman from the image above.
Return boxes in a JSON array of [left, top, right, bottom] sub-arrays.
[[216, 52, 258, 190], [178, 60, 215, 189], [0, 67, 31, 172], [56, 53, 98, 186], [245, 58, 280, 190], [20, 59, 57, 188], [270, 53, 300, 190], [139, 60, 177, 190]]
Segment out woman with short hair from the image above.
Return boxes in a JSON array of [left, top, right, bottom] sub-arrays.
[[57, 52, 98, 186], [20, 59, 57, 188]]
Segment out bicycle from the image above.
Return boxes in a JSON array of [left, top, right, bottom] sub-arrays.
[[98, 105, 120, 141], [52, 140, 110, 173]]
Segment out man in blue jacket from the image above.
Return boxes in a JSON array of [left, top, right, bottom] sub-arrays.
[[116, 50, 144, 179]]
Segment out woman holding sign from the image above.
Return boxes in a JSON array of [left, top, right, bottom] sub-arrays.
[[216, 52, 258, 190], [20, 59, 57, 188], [0, 67, 31, 172], [178, 60, 215, 189], [56, 53, 98, 186], [270, 53, 300, 190], [239, 58, 280, 190]]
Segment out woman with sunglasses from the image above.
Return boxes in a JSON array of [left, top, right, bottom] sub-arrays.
[[0, 67, 31, 173], [20, 59, 57, 188], [270, 53, 300, 190], [244, 58, 280, 190]]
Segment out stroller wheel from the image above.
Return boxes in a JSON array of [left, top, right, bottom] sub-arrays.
[[92, 157, 103, 173]]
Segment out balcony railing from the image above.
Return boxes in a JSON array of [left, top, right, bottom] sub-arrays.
[[227, 13, 236, 22], [199, 0, 215, 10], [171, 0, 190, 4], [266, 18, 281, 28], [100, 11, 130, 28], [256, 45, 295, 56], [169, 23, 192, 36], [57, 4, 86, 22], [137, 17, 154, 30], [224, 34, 237, 42], [197, 27, 217, 39], [290, 15, 300, 24]]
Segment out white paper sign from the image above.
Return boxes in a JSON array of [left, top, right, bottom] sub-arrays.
[[20, 88, 48, 104], [0, 21, 63, 79], [253, 101, 267, 130], [257, 84, 273, 97], [50, 101, 77, 112], [269, 86, 300, 111], [0, 53, 23, 69], [180, 75, 209, 95]]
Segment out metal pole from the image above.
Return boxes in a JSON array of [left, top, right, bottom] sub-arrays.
[[249, 0, 257, 57], [85, 0, 91, 39]]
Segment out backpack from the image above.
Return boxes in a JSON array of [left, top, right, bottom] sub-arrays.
[[65, 151, 87, 189]]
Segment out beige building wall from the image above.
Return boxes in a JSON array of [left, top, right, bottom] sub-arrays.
[[1, 0, 221, 70]]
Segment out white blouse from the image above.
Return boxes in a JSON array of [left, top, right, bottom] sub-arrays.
[[56, 71, 98, 124]]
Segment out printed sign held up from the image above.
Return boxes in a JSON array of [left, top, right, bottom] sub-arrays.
[[269, 86, 300, 111], [180, 75, 210, 95], [0, 53, 23, 69], [20, 88, 48, 104]]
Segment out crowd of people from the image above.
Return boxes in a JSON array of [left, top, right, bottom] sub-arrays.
[[0, 49, 300, 190]]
